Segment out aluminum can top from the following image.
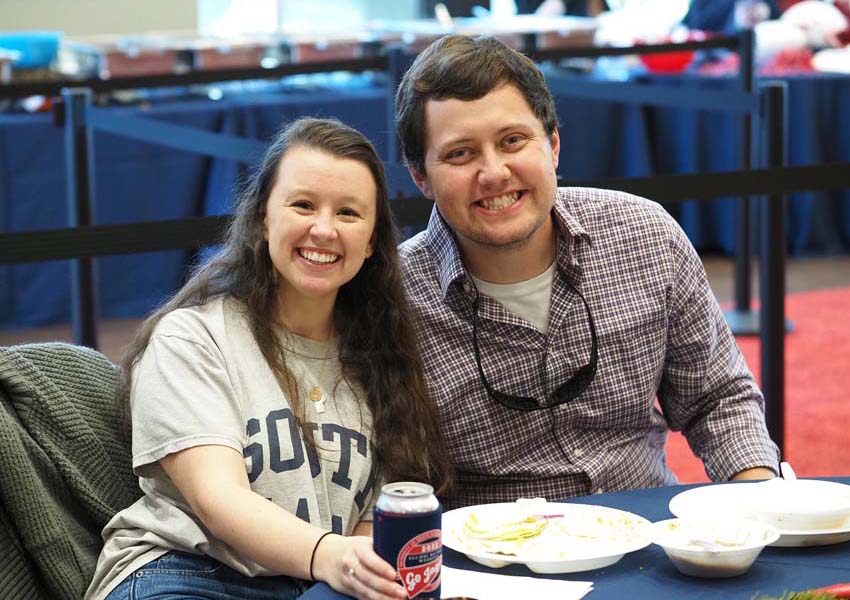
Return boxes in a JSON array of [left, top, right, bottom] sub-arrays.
[[376, 481, 439, 514]]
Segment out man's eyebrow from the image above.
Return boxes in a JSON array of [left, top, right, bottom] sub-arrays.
[[495, 122, 534, 134], [439, 123, 534, 146], [438, 137, 474, 149]]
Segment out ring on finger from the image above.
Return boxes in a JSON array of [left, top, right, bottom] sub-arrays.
[[348, 562, 358, 578]]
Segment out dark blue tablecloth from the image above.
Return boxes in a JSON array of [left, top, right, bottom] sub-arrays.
[[302, 477, 850, 600], [1, 73, 849, 329]]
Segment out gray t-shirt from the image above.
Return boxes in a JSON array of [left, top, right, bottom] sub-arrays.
[[86, 297, 379, 600], [470, 261, 556, 335]]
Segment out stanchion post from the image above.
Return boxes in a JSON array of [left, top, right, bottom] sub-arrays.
[[385, 45, 405, 167], [735, 29, 754, 312], [62, 88, 99, 349], [725, 29, 758, 335], [759, 81, 787, 455], [522, 32, 538, 55]]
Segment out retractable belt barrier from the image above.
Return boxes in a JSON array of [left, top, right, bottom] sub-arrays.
[[544, 78, 760, 113], [87, 108, 268, 163], [3, 164, 848, 265]]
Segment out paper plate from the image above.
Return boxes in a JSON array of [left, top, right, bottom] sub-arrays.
[[668, 483, 850, 547], [769, 526, 850, 547], [442, 501, 652, 574], [668, 484, 755, 522]]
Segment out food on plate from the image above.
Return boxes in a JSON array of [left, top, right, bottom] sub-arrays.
[[451, 499, 649, 559], [458, 500, 553, 556], [462, 511, 551, 543]]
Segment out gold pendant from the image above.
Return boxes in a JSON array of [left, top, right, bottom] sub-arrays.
[[309, 386, 325, 413]]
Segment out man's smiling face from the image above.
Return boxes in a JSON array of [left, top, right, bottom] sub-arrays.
[[411, 83, 560, 257]]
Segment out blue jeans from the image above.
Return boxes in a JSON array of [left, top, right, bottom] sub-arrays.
[[105, 551, 312, 599]]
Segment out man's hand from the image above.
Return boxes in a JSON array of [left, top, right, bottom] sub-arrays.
[[731, 467, 776, 481]]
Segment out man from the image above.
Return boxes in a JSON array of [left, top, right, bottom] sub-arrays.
[[395, 34, 778, 509]]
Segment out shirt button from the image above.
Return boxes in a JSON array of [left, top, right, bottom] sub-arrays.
[[573, 448, 584, 457], [595, 488, 604, 495]]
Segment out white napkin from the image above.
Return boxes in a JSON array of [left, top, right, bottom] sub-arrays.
[[440, 566, 594, 600]]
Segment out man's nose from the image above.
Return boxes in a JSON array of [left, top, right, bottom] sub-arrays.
[[477, 149, 510, 189]]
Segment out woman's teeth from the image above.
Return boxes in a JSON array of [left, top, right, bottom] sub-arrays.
[[299, 249, 338, 264], [479, 191, 521, 210]]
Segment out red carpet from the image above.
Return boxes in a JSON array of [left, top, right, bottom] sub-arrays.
[[666, 286, 850, 482]]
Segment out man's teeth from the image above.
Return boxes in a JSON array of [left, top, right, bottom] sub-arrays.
[[299, 250, 338, 264], [479, 191, 521, 210]]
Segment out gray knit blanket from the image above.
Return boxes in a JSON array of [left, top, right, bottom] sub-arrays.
[[0, 343, 141, 600]]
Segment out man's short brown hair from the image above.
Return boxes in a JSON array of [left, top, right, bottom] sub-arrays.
[[395, 34, 559, 177]]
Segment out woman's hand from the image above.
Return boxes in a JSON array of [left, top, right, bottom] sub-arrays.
[[313, 534, 406, 600]]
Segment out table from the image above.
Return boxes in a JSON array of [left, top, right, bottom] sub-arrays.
[[302, 477, 850, 600], [2, 72, 849, 329]]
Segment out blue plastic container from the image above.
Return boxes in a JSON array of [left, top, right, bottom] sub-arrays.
[[0, 31, 61, 69]]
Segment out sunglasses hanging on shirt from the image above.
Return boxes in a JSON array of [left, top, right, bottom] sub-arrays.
[[471, 273, 598, 411]]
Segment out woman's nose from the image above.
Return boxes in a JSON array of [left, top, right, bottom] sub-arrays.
[[310, 211, 337, 239]]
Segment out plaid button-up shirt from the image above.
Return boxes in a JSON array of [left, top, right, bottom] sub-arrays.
[[400, 187, 779, 509]]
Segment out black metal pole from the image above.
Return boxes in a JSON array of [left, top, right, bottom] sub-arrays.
[[62, 88, 99, 349], [522, 32, 538, 55], [759, 82, 787, 455], [735, 29, 754, 312], [725, 29, 758, 335], [385, 45, 405, 167]]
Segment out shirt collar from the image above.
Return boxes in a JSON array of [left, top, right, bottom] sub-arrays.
[[551, 188, 592, 275], [424, 206, 469, 300], [424, 188, 593, 300]]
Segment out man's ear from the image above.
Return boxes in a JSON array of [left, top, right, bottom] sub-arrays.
[[550, 128, 561, 172], [408, 164, 434, 200]]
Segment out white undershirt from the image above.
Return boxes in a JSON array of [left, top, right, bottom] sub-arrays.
[[470, 261, 556, 335]]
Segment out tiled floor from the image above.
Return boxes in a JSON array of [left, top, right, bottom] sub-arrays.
[[1, 255, 849, 363]]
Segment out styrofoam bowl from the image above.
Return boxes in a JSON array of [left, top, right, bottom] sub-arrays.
[[741, 479, 850, 531], [652, 518, 779, 578]]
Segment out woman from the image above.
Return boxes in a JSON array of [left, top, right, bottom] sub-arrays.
[[85, 117, 451, 600]]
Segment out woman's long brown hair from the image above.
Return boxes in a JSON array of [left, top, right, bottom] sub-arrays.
[[121, 117, 451, 494]]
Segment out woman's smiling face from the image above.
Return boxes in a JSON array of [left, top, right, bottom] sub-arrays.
[[264, 145, 377, 308]]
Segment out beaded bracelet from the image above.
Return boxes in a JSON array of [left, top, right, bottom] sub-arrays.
[[309, 531, 334, 582]]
